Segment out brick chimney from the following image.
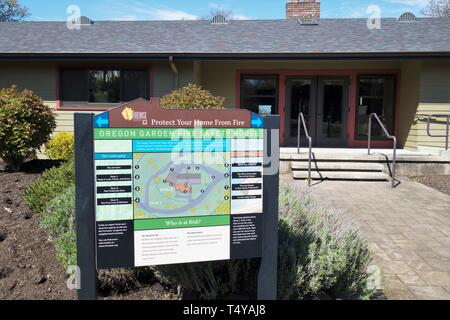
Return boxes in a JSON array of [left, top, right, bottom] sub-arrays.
[[286, 0, 321, 19]]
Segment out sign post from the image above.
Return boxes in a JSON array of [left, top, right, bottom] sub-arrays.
[[257, 115, 279, 300], [74, 113, 98, 300], [74, 99, 279, 300]]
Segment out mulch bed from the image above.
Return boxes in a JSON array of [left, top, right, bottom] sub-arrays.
[[0, 168, 75, 300], [0, 160, 179, 300], [410, 175, 450, 196]]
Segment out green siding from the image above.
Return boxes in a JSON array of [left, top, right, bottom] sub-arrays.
[[0, 62, 56, 101], [413, 108, 450, 149], [399, 60, 421, 149], [0, 61, 196, 136], [153, 61, 195, 97], [420, 61, 450, 104], [414, 61, 450, 149], [1, 59, 448, 150]]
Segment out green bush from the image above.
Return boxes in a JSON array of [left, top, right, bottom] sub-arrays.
[[24, 160, 75, 214], [155, 183, 374, 300], [26, 164, 160, 295], [55, 229, 77, 270], [26, 158, 374, 299], [0, 86, 56, 171], [36, 183, 154, 293], [41, 185, 75, 238], [278, 186, 374, 300], [45, 132, 74, 161], [161, 84, 225, 109]]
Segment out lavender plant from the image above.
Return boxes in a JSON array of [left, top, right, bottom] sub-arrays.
[[155, 183, 375, 300]]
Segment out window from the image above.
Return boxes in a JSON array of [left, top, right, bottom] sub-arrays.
[[61, 70, 88, 101], [240, 75, 278, 115], [60, 69, 150, 105], [356, 75, 396, 140], [88, 70, 121, 103], [122, 70, 150, 102]]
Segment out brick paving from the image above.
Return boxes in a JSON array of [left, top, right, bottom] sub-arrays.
[[286, 176, 450, 300]]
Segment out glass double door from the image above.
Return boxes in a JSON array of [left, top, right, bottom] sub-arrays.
[[285, 76, 349, 147]]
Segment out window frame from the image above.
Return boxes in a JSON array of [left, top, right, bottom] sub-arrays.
[[355, 74, 397, 141], [240, 74, 279, 115], [58, 67, 151, 110]]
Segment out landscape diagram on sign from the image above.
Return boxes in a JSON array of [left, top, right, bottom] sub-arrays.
[[133, 153, 231, 219]]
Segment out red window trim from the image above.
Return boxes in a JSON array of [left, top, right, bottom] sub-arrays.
[[236, 68, 401, 148], [55, 64, 154, 111]]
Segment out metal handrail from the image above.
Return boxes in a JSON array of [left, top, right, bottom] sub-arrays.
[[426, 114, 450, 151], [368, 113, 397, 188], [297, 112, 312, 186]]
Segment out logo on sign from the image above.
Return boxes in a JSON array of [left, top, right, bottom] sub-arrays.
[[122, 107, 148, 125]]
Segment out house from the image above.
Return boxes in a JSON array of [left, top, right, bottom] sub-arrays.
[[0, 0, 449, 151]]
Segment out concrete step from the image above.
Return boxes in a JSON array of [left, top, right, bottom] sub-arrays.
[[283, 153, 379, 161], [291, 161, 384, 171], [293, 171, 390, 181], [283, 153, 444, 162]]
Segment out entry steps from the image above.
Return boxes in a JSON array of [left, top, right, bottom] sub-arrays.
[[286, 152, 443, 162], [282, 148, 447, 182], [291, 161, 389, 181]]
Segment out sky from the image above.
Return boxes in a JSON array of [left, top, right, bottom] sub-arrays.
[[21, 0, 433, 21]]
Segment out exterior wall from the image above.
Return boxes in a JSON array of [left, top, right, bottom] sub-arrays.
[[0, 62, 57, 101], [399, 61, 421, 150], [193, 61, 202, 85], [152, 61, 194, 97], [0, 60, 196, 135], [1, 59, 447, 150], [412, 61, 450, 150], [199, 60, 418, 147], [200, 60, 403, 108]]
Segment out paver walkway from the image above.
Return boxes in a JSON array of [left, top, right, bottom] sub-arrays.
[[286, 176, 450, 300]]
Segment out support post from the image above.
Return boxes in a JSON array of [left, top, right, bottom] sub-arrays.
[[297, 113, 301, 155], [446, 116, 449, 151], [74, 113, 98, 300], [257, 115, 280, 300], [368, 115, 372, 156]]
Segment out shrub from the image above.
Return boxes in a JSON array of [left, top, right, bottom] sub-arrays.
[[24, 160, 75, 214], [41, 185, 75, 238], [161, 84, 225, 109], [35, 185, 76, 269], [154, 183, 374, 300], [55, 229, 77, 270], [28, 164, 156, 295], [26, 160, 374, 299], [45, 132, 74, 161], [0, 86, 56, 171], [38, 184, 155, 293], [278, 186, 374, 300]]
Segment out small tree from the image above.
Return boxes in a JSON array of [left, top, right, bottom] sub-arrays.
[[160, 84, 225, 109], [0, 86, 56, 171], [0, 0, 29, 22], [423, 0, 450, 17]]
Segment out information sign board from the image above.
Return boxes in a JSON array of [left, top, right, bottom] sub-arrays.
[[92, 99, 265, 268], [74, 98, 279, 300]]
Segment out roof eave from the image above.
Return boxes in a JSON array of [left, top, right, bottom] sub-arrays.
[[0, 52, 450, 61]]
